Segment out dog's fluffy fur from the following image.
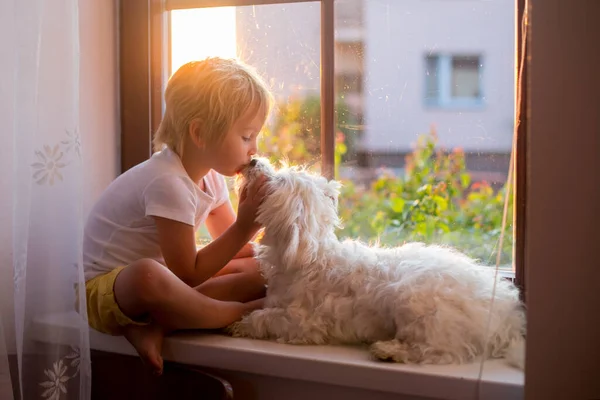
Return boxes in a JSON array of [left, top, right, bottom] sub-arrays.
[[229, 158, 526, 368]]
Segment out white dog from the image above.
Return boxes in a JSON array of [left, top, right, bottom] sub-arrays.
[[228, 158, 526, 368]]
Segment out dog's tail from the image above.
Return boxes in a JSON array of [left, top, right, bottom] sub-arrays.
[[504, 335, 526, 370], [491, 306, 526, 370]]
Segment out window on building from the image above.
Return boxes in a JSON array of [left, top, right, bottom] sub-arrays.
[[425, 54, 483, 108]]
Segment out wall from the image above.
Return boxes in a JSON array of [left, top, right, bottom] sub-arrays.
[[80, 0, 121, 217], [363, 0, 514, 153], [0, 0, 119, 355], [0, 0, 16, 360]]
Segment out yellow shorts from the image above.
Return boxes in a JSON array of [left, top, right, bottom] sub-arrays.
[[84, 266, 150, 335]]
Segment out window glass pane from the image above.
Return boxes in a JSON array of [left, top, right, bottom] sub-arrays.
[[171, 2, 321, 167], [452, 55, 480, 98], [336, 0, 515, 268], [425, 55, 439, 100], [169, 2, 321, 242], [170, 7, 238, 73]]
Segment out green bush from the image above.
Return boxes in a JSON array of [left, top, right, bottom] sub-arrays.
[[337, 132, 513, 266]]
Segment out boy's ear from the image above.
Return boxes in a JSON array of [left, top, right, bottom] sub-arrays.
[[188, 119, 205, 149]]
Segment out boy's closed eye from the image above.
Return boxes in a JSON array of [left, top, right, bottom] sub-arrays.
[[243, 130, 260, 142]]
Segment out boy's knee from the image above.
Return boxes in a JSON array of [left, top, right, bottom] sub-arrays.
[[126, 259, 171, 305], [236, 258, 263, 279], [223, 257, 257, 274], [241, 260, 266, 286], [242, 257, 261, 271]]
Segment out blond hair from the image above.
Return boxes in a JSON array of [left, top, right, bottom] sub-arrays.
[[153, 57, 274, 155]]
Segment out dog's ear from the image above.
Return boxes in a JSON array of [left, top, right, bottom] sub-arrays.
[[285, 205, 320, 268], [256, 175, 303, 265], [281, 220, 300, 268], [257, 173, 322, 269], [268, 195, 309, 269]]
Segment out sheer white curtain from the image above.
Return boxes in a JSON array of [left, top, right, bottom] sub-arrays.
[[0, 0, 92, 399]]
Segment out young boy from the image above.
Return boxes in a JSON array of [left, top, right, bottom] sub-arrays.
[[82, 58, 274, 375]]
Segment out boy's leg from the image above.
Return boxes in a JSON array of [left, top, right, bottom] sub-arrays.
[[113, 258, 264, 374], [114, 258, 263, 330], [194, 257, 266, 302]]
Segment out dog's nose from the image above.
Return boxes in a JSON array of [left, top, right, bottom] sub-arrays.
[[249, 159, 258, 168]]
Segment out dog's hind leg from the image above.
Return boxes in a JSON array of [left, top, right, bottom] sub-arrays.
[[370, 340, 459, 364]]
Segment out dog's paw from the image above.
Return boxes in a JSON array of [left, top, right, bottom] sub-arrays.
[[370, 340, 409, 363], [225, 320, 252, 338]]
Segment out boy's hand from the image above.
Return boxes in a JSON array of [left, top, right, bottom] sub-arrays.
[[235, 174, 268, 235]]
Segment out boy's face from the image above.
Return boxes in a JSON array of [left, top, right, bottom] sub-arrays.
[[210, 105, 266, 177]]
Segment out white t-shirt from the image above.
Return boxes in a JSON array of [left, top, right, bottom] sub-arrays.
[[83, 147, 230, 281]]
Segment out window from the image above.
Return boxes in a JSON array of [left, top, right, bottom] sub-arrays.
[[425, 54, 483, 108], [120, 0, 525, 292], [115, 1, 600, 393]]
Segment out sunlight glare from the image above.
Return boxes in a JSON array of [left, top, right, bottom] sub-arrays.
[[170, 7, 237, 75]]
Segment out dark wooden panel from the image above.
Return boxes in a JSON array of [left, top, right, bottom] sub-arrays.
[[514, 0, 528, 304], [524, 0, 600, 398], [91, 350, 233, 400], [120, 0, 152, 172], [120, 0, 166, 172], [320, 0, 335, 180]]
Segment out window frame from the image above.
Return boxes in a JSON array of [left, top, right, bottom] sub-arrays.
[[119, 0, 526, 298]]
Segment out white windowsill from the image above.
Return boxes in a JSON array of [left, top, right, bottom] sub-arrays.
[[32, 312, 523, 400]]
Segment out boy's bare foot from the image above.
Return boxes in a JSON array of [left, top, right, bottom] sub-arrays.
[[123, 324, 165, 375]]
